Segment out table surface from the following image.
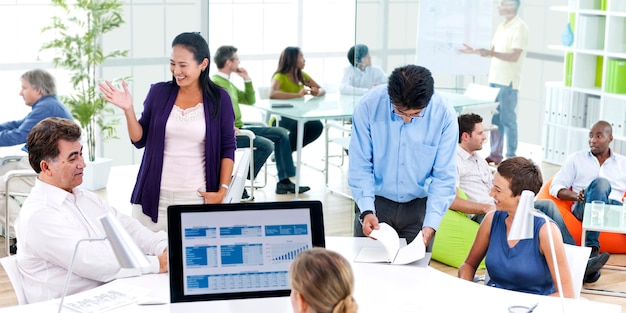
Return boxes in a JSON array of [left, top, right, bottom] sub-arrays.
[[253, 91, 494, 120], [582, 203, 626, 233], [253, 91, 494, 197], [10, 237, 621, 313]]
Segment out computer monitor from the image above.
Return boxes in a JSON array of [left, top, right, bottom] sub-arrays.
[[167, 201, 325, 303]]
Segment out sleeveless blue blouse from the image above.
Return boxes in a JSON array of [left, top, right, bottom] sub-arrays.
[[485, 210, 556, 295]]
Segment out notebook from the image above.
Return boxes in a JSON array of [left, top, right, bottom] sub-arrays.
[[167, 201, 325, 303]]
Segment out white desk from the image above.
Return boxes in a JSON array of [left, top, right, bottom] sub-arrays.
[[10, 237, 620, 313], [255, 92, 494, 198]]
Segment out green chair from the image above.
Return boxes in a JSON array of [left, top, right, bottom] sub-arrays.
[[431, 189, 486, 269]]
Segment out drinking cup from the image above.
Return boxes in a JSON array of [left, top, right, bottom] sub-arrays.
[[591, 200, 605, 226]]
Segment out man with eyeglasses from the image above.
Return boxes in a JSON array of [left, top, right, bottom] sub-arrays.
[[348, 65, 458, 249]]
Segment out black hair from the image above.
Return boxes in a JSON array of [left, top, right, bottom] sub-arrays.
[[171, 32, 222, 119], [347, 44, 369, 67], [458, 113, 483, 143], [387, 65, 434, 110]]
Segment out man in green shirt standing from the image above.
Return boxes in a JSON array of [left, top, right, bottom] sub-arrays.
[[212, 46, 310, 195]]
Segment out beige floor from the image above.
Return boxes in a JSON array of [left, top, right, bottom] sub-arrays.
[[0, 137, 625, 311]]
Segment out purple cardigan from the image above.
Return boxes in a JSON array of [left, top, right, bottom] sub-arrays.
[[130, 82, 236, 222]]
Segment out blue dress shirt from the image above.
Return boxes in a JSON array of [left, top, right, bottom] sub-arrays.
[[0, 95, 73, 151], [348, 85, 458, 230]]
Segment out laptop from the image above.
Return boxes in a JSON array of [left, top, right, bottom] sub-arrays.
[[167, 201, 325, 303]]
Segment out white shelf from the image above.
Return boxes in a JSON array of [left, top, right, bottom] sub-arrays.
[[543, 1, 626, 165]]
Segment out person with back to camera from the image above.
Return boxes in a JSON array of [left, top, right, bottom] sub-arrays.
[[458, 157, 574, 298], [211, 45, 310, 195], [269, 46, 324, 152], [459, 0, 528, 165], [16, 117, 168, 304], [289, 248, 357, 313], [99, 32, 236, 232], [0, 69, 73, 253], [340, 44, 387, 95]]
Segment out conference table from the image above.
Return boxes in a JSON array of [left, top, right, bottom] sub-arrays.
[[11, 237, 620, 312], [254, 91, 495, 198]]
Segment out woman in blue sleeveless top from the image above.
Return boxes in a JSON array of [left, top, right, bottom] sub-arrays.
[[458, 157, 575, 298]]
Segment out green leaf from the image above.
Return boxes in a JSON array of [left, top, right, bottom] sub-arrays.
[[41, 0, 128, 162]]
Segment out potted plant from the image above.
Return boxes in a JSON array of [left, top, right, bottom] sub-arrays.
[[41, 0, 128, 190]]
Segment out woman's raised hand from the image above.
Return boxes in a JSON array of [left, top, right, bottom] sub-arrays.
[[98, 80, 133, 111]]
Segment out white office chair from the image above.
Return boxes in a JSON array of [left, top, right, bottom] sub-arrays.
[[461, 83, 501, 132], [222, 149, 251, 204], [564, 244, 591, 299], [476, 244, 590, 299], [257, 86, 270, 100], [2, 167, 37, 256], [324, 121, 353, 199], [0, 255, 27, 305], [235, 130, 256, 201]]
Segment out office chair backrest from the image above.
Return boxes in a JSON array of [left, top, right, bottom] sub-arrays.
[[564, 244, 591, 299], [0, 255, 27, 304], [222, 148, 251, 204], [257, 86, 270, 100], [464, 83, 500, 102]]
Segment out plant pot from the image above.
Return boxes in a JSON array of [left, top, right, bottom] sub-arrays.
[[80, 158, 113, 191]]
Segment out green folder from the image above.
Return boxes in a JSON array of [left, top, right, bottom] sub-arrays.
[[606, 59, 626, 94], [595, 56, 603, 88], [565, 53, 573, 87]]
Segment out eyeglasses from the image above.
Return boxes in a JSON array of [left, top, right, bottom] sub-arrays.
[[230, 57, 239, 61], [392, 105, 423, 120]]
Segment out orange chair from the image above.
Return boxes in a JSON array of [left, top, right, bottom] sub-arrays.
[[536, 176, 626, 253]]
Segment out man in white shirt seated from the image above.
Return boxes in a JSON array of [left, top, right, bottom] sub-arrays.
[[549, 120, 622, 282], [15, 117, 168, 304], [339, 44, 387, 95], [451, 114, 608, 281]]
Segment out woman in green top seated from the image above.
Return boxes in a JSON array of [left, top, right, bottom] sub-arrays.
[[269, 46, 324, 151]]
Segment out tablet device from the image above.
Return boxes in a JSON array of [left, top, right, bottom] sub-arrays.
[[271, 103, 294, 108], [167, 201, 325, 303]]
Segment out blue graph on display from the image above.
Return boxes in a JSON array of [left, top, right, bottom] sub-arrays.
[[270, 243, 309, 263]]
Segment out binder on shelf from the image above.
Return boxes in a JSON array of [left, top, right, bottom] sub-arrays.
[[585, 95, 600, 128], [565, 53, 573, 86], [576, 15, 605, 50], [560, 91, 571, 125], [601, 100, 626, 137], [606, 59, 626, 94], [570, 92, 581, 127], [556, 126, 570, 164], [595, 56, 603, 87]]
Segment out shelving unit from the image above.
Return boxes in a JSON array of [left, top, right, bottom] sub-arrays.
[[543, 0, 626, 165]]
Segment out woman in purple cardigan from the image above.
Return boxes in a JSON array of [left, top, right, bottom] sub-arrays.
[[99, 32, 236, 231]]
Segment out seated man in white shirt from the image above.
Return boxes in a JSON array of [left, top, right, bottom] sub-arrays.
[[15, 117, 168, 304], [549, 120, 621, 282], [339, 44, 387, 95], [451, 114, 608, 281]]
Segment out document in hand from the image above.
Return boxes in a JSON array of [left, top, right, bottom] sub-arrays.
[[354, 223, 426, 265]]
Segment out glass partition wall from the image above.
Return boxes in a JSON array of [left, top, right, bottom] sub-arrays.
[[0, 0, 502, 166]]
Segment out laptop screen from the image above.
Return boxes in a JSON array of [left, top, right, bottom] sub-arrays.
[[167, 201, 325, 303]]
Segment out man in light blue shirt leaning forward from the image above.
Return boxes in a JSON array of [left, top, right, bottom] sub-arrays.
[[349, 65, 458, 248]]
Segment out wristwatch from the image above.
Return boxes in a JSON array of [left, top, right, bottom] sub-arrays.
[[359, 210, 374, 225]]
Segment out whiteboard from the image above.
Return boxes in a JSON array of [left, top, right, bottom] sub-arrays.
[[416, 0, 494, 75]]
